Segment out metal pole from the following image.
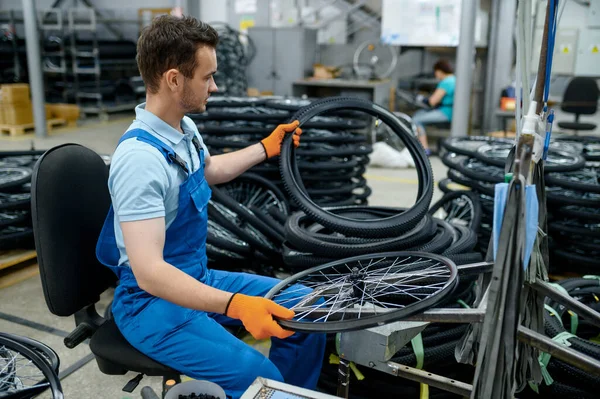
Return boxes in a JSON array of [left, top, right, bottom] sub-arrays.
[[451, 0, 478, 137], [482, 0, 517, 133], [22, 0, 47, 138]]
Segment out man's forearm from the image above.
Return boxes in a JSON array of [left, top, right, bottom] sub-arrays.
[[135, 259, 233, 314], [205, 143, 265, 185]]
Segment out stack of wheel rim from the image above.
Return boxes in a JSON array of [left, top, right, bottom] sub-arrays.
[[0, 152, 40, 250], [276, 97, 483, 270], [439, 135, 599, 274], [188, 96, 373, 207]]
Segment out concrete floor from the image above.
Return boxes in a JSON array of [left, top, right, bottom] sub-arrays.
[[0, 114, 449, 398]]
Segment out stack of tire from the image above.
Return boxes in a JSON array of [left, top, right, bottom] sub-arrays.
[[0, 152, 38, 251], [438, 135, 599, 274], [201, 97, 484, 276], [211, 23, 255, 97], [189, 96, 373, 208], [274, 97, 483, 271], [518, 277, 600, 398], [205, 173, 291, 276]]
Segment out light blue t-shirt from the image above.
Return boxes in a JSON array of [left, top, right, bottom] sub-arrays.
[[437, 75, 456, 120], [109, 103, 209, 267]]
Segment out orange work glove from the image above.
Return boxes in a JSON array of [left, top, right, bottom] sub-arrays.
[[225, 293, 295, 340], [260, 120, 302, 159]]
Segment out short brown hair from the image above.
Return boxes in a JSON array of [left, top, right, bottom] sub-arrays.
[[433, 59, 453, 74], [136, 15, 219, 94]]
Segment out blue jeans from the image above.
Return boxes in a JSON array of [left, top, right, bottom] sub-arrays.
[[412, 109, 450, 137]]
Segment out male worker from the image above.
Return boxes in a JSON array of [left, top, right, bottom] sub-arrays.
[[95, 15, 326, 399]]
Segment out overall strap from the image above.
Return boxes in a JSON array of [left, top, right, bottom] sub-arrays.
[[191, 135, 205, 164], [119, 128, 190, 174]]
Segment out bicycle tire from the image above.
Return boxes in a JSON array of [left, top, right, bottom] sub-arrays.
[[285, 212, 435, 257], [545, 168, 600, 194], [279, 97, 433, 238], [264, 251, 458, 332], [0, 167, 32, 191], [560, 206, 600, 222], [0, 191, 31, 211], [0, 332, 60, 374], [0, 335, 63, 399]]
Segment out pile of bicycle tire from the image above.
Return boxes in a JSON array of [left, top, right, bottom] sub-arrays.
[[189, 96, 373, 208], [438, 135, 599, 273], [0, 152, 39, 251], [203, 97, 483, 276], [211, 23, 255, 97], [277, 97, 483, 271]]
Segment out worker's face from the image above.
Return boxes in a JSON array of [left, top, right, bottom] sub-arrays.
[[434, 69, 444, 81], [180, 46, 218, 113]]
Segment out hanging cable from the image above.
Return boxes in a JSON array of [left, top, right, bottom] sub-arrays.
[[543, 0, 559, 106]]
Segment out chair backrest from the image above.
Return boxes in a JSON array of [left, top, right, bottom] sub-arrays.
[[31, 144, 116, 317], [561, 77, 599, 115]]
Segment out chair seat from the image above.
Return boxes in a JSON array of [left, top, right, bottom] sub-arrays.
[[427, 121, 451, 129], [89, 319, 178, 376], [558, 121, 597, 131]]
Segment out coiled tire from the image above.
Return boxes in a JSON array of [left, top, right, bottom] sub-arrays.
[[279, 97, 433, 238]]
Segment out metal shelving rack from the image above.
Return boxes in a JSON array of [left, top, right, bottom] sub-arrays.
[[39, 8, 68, 102], [0, 9, 24, 83], [67, 7, 138, 121]]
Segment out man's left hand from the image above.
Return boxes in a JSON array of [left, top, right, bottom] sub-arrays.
[[260, 120, 302, 159]]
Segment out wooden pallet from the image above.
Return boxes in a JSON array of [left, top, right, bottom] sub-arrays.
[[0, 249, 38, 288], [0, 118, 66, 137], [0, 249, 37, 271]]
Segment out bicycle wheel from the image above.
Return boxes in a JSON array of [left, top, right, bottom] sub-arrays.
[[217, 172, 289, 215], [0, 333, 59, 374], [264, 251, 458, 332], [0, 335, 63, 399], [428, 190, 482, 233]]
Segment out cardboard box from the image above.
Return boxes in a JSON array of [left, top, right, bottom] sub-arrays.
[[0, 103, 34, 125], [0, 84, 30, 105], [46, 103, 79, 125], [312, 64, 341, 79]]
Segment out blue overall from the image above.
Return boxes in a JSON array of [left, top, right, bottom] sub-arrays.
[[96, 129, 325, 399]]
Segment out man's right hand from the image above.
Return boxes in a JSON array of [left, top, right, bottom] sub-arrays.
[[225, 293, 295, 340]]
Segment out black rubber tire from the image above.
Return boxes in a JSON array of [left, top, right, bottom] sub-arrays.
[[0, 166, 32, 190], [559, 206, 600, 222], [285, 211, 435, 257], [210, 187, 285, 248], [444, 225, 478, 255], [279, 96, 433, 238]]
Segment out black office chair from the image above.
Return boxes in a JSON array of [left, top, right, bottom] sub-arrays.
[[30, 143, 180, 395], [557, 77, 599, 135]]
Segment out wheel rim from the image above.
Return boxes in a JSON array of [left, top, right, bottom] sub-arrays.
[[265, 251, 458, 332]]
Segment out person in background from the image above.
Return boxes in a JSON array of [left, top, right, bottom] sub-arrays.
[[414, 59, 456, 155]]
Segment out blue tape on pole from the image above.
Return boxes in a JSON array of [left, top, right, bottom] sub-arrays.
[[524, 185, 539, 269], [493, 183, 509, 261]]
